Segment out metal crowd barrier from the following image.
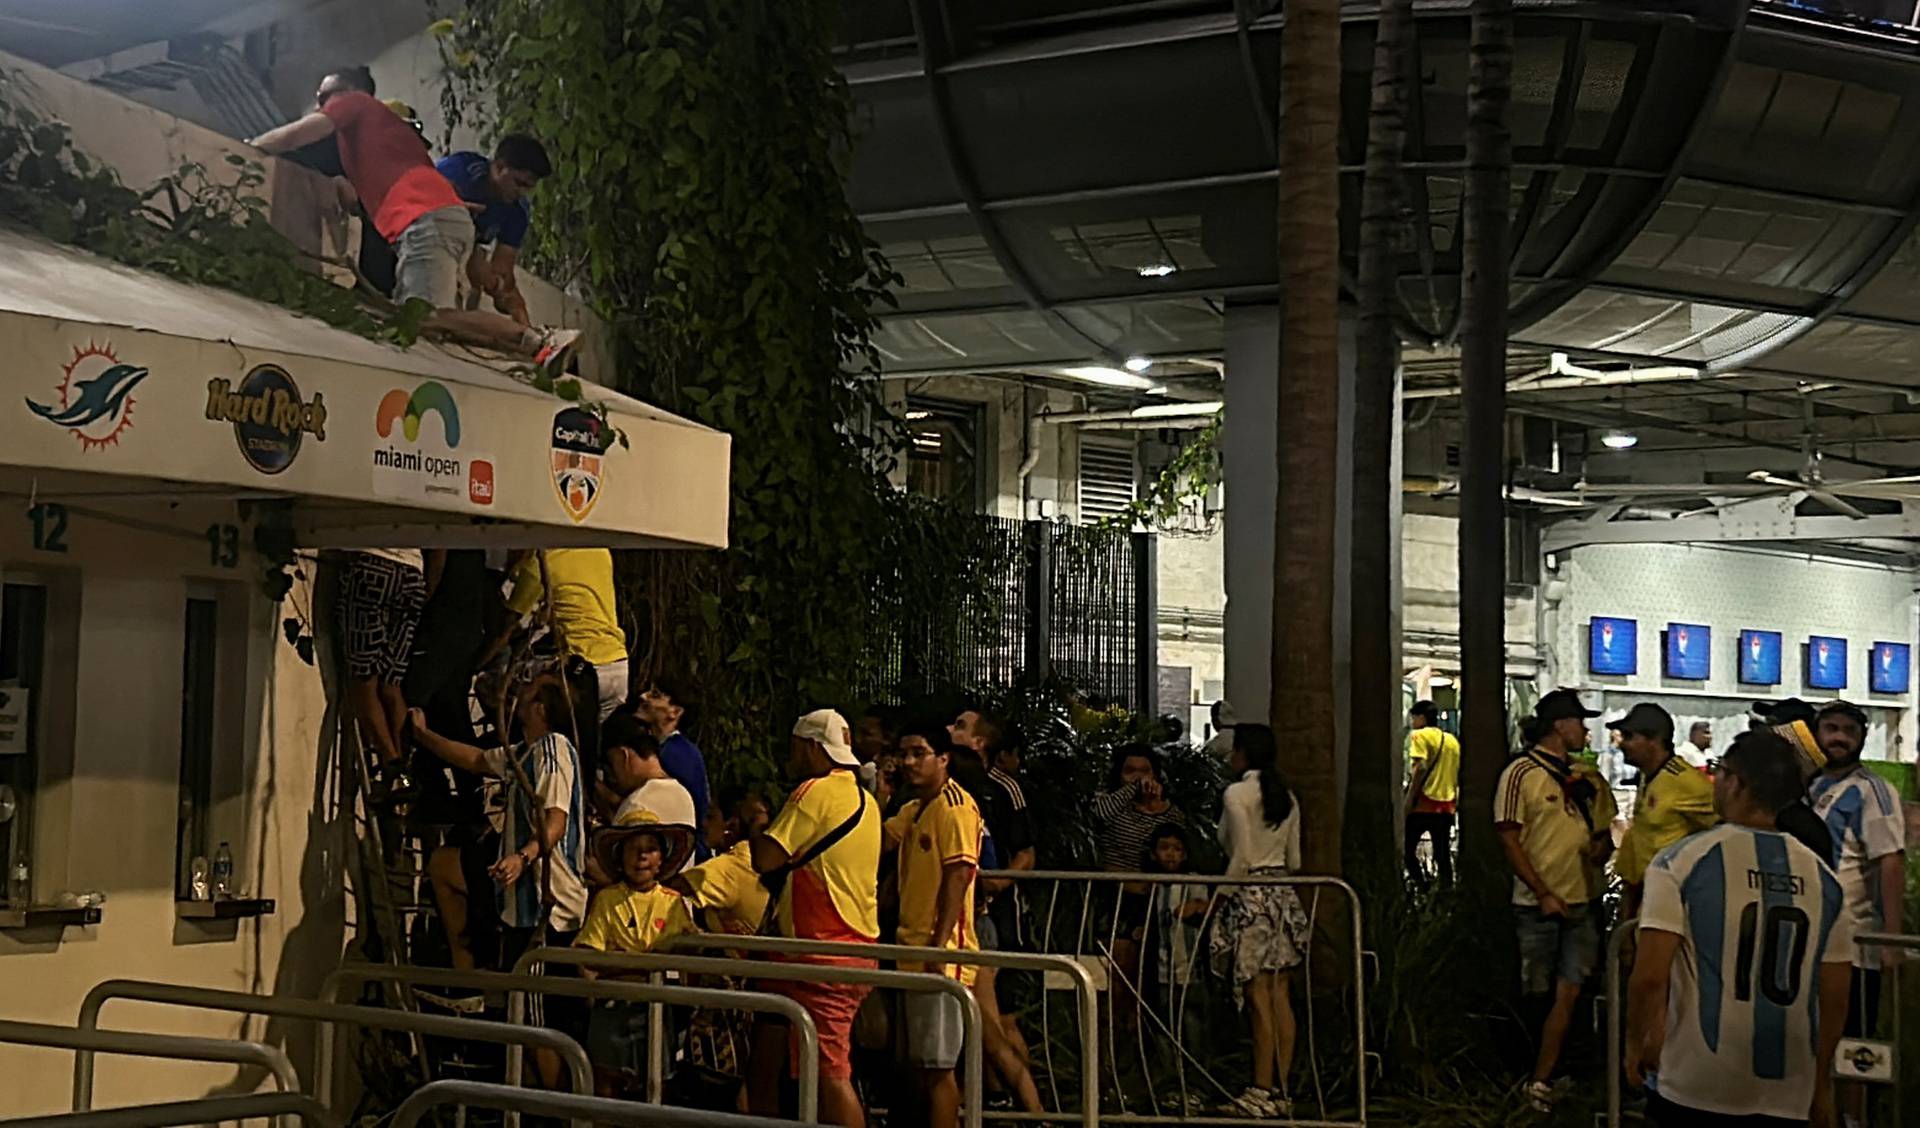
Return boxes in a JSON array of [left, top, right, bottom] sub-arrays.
[[657, 932, 1101, 1128], [1606, 927, 1918, 1128], [3, 1093, 335, 1128], [0, 1017, 301, 1114], [392, 1078, 813, 1128], [319, 961, 823, 1124], [1850, 932, 1914, 1128], [990, 870, 1369, 1127], [1604, 923, 1633, 1128], [71, 978, 592, 1121], [512, 946, 985, 1128]]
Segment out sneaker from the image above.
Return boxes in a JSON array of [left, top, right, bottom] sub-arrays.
[[1524, 1079, 1554, 1113], [532, 327, 582, 377], [1226, 1087, 1280, 1119]]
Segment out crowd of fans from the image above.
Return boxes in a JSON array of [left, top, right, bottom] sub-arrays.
[[335, 541, 1904, 1128], [335, 539, 1319, 1125]]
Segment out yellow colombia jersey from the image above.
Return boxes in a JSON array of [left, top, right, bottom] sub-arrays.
[[885, 780, 984, 985], [1494, 750, 1619, 908], [679, 839, 771, 935], [1409, 726, 1461, 806], [576, 882, 695, 954], [766, 769, 882, 948], [506, 549, 628, 667], [1614, 755, 1718, 886]]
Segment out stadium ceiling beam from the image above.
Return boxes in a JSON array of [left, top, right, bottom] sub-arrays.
[[1541, 494, 1920, 552]]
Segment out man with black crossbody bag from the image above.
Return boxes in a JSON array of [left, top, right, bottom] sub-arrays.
[[1495, 688, 1619, 1115], [747, 709, 881, 1128]]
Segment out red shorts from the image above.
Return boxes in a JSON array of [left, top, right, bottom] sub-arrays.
[[761, 976, 873, 1080]]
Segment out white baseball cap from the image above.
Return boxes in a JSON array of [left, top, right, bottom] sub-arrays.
[[793, 708, 858, 767]]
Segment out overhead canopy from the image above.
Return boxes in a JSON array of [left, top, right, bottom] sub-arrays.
[[0, 229, 730, 550]]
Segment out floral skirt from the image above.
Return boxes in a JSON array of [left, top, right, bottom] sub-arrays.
[[1208, 866, 1311, 1008]]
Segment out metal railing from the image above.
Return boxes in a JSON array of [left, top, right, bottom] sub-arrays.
[[991, 870, 1368, 1127], [2, 1093, 335, 1128], [319, 961, 823, 1124], [71, 978, 592, 1119], [657, 933, 1101, 1128], [0, 1017, 301, 1114], [1606, 927, 1918, 1128], [1849, 932, 1914, 1128], [392, 1079, 812, 1128], [511, 946, 985, 1128]]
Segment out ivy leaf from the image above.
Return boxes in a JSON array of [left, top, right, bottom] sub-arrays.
[[282, 618, 303, 646]]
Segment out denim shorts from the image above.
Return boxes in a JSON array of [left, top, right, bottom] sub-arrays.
[[1514, 903, 1598, 995], [393, 205, 475, 309]]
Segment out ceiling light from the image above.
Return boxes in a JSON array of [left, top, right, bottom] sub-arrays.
[[1137, 263, 1177, 279], [1124, 355, 1152, 373], [904, 410, 931, 421], [1601, 430, 1638, 450], [1057, 365, 1157, 390]]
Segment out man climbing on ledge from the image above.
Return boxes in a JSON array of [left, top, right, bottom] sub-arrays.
[[435, 135, 550, 325], [249, 68, 578, 372]]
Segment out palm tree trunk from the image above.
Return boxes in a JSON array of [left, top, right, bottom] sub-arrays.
[[1456, 0, 1514, 878], [1273, 0, 1343, 876], [1345, 0, 1414, 874]]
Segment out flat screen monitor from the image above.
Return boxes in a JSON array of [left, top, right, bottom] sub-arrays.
[[1871, 642, 1910, 695], [1739, 630, 1782, 686], [1664, 623, 1710, 680], [1589, 617, 1637, 676], [1807, 635, 1848, 691]]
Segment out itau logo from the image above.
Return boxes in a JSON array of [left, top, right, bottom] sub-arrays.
[[28, 342, 148, 450]]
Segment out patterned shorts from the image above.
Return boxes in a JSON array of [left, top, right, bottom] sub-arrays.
[[339, 553, 425, 683], [1209, 866, 1311, 1008]]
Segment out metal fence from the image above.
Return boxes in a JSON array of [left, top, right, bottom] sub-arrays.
[[987, 870, 1368, 1128], [860, 517, 1156, 712]]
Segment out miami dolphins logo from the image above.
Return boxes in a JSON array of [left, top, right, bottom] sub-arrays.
[[28, 342, 148, 450], [375, 381, 461, 446]]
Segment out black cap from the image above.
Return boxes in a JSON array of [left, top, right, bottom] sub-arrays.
[[1535, 688, 1601, 724], [1816, 699, 1869, 729], [1752, 697, 1818, 726], [1607, 702, 1674, 743]]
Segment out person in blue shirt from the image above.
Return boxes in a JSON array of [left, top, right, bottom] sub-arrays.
[[433, 135, 551, 325], [634, 679, 713, 861]]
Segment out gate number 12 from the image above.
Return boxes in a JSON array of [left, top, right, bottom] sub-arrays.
[[29, 503, 68, 553]]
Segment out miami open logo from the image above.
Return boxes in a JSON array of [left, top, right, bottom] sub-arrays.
[[373, 381, 491, 507]]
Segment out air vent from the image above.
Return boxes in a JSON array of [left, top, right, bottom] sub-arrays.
[[1078, 439, 1137, 523]]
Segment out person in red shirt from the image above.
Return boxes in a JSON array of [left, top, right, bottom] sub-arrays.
[[249, 68, 577, 371]]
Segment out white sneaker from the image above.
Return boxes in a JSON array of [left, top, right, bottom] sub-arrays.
[[532, 327, 582, 377], [1227, 1087, 1280, 1119]]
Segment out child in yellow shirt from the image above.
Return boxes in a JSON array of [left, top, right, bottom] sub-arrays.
[[579, 807, 697, 1096]]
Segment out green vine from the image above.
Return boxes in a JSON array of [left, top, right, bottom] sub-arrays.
[[1095, 412, 1223, 533], [439, 0, 941, 786]]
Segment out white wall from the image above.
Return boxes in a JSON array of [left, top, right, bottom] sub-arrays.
[[1548, 542, 1919, 766], [0, 510, 342, 1115], [1403, 511, 1540, 671]]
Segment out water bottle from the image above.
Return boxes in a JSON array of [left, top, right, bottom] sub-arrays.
[[213, 842, 233, 899], [8, 854, 27, 906]]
